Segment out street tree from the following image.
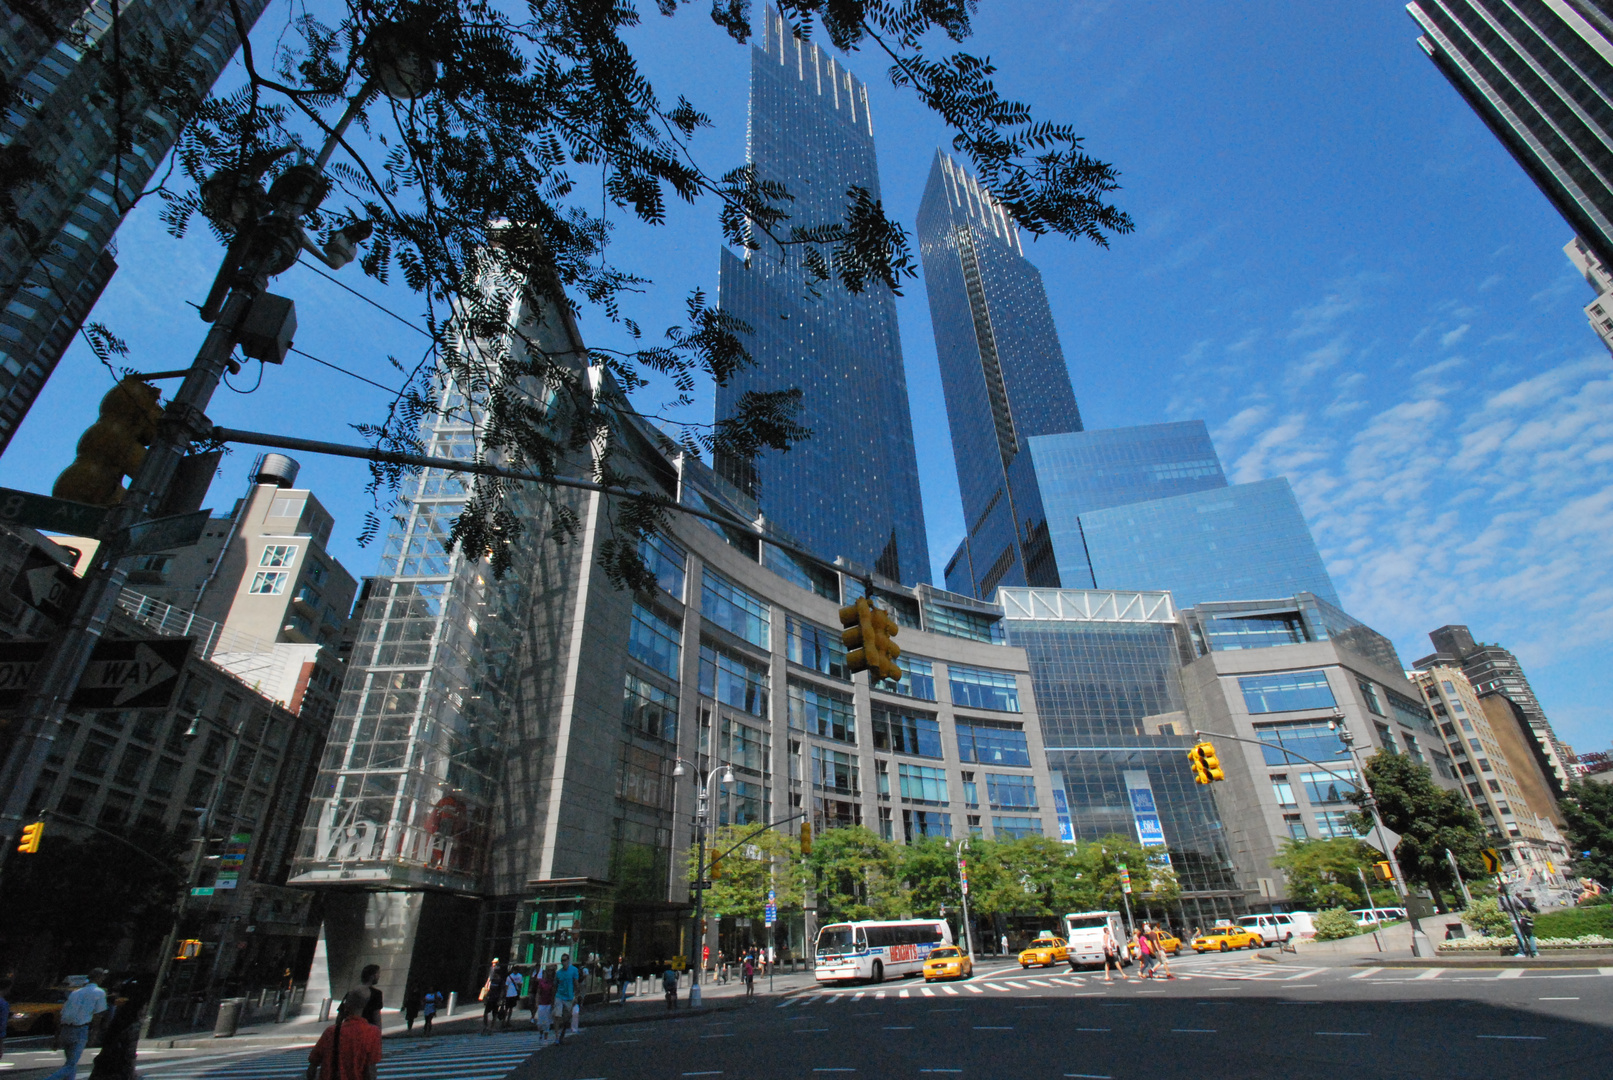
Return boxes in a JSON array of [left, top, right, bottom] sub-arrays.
[[1269, 837, 1381, 909], [899, 836, 962, 919], [1560, 780, 1613, 887], [1074, 835, 1180, 911], [808, 825, 908, 923], [11, 0, 1132, 585], [683, 821, 806, 922], [1347, 750, 1488, 905]]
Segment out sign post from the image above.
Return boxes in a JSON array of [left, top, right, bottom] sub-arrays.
[[1115, 861, 1136, 935], [765, 887, 776, 993]]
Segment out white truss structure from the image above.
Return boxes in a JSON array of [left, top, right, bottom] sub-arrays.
[[997, 587, 1176, 624]]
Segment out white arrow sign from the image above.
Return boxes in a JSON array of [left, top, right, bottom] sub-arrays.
[[84, 642, 182, 706]]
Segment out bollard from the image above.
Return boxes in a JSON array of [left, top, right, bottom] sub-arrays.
[[214, 998, 243, 1038], [446, 991, 458, 1016], [319, 997, 332, 1022]]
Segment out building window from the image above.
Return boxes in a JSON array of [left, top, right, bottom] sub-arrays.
[[786, 616, 849, 680], [639, 533, 687, 599], [718, 778, 769, 826], [628, 603, 682, 679], [878, 805, 894, 840], [1271, 775, 1297, 808], [701, 569, 770, 648], [1387, 689, 1435, 734], [986, 773, 1038, 810], [1477, 758, 1492, 772], [250, 571, 290, 594], [75, 731, 116, 777], [881, 656, 937, 701], [260, 544, 298, 567], [948, 665, 1021, 712], [876, 759, 890, 797], [1358, 680, 1385, 716], [1313, 811, 1359, 839], [719, 715, 770, 777], [810, 746, 860, 795], [1253, 719, 1347, 765], [622, 672, 678, 742], [763, 544, 839, 601], [1432, 753, 1455, 780], [871, 707, 942, 758], [992, 815, 1043, 839], [956, 719, 1031, 766], [1488, 779, 1502, 793], [962, 771, 979, 807], [114, 745, 150, 787], [788, 681, 856, 743], [903, 808, 953, 840], [699, 643, 769, 716], [923, 602, 1003, 644], [898, 764, 949, 804], [1375, 723, 1397, 753], [1283, 813, 1308, 840], [1299, 769, 1357, 805], [1238, 670, 1335, 714]]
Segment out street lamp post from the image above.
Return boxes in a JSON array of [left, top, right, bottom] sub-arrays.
[[672, 758, 734, 1009]]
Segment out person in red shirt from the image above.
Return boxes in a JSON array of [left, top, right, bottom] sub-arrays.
[[306, 989, 382, 1080]]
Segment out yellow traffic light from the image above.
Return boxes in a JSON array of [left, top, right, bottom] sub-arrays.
[[800, 820, 812, 856], [16, 821, 43, 853], [708, 851, 721, 880], [838, 597, 903, 683], [52, 377, 163, 506], [1199, 741, 1226, 782], [176, 939, 203, 960], [1188, 744, 1210, 785], [1374, 860, 1394, 882]]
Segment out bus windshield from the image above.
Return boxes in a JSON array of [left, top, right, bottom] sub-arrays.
[[817, 925, 856, 953]]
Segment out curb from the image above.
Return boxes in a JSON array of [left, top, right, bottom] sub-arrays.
[[1356, 955, 1613, 969]]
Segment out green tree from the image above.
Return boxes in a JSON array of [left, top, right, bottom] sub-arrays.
[[1072, 836, 1181, 911], [1560, 780, 1613, 886], [683, 822, 805, 921], [25, 0, 1132, 585], [1347, 751, 1488, 904], [1269, 837, 1378, 909], [899, 836, 963, 920], [809, 826, 908, 923]]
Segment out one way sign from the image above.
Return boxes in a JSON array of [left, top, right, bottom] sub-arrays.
[[0, 637, 193, 712]]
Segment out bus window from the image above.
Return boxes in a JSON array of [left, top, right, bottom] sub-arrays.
[[818, 925, 855, 953], [855, 927, 867, 950]]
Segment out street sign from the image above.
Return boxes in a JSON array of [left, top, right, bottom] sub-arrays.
[[1480, 848, 1503, 874], [0, 486, 109, 536], [190, 887, 215, 897], [959, 857, 969, 895], [0, 636, 192, 711], [1117, 862, 1133, 895], [112, 509, 211, 557], [8, 544, 81, 620], [765, 887, 777, 928]]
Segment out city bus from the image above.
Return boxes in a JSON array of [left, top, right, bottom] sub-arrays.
[[814, 919, 953, 983]]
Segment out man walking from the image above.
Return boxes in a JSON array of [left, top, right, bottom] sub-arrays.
[[358, 965, 383, 1026], [43, 969, 108, 1080], [306, 988, 382, 1080], [553, 954, 579, 1044], [501, 966, 522, 1029], [420, 989, 441, 1037]]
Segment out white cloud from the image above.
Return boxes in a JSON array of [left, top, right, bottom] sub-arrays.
[[1440, 323, 1470, 348]]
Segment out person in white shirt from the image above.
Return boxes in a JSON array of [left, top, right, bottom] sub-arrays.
[[43, 969, 108, 1080]]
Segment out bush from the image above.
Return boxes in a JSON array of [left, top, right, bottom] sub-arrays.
[[1463, 897, 1513, 937], [1312, 908, 1361, 940], [1535, 904, 1613, 939]]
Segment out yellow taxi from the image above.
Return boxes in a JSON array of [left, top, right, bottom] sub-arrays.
[[1192, 925, 1263, 953], [1147, 930, 1182, 956], [922, 944, 973, 982], [1018, 936, 1070, 968]]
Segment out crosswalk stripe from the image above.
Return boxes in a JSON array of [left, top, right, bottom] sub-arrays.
[[853, 992, 866, 1000], [942, 986, 959, 996], [989, 984, 1011, 992], [921, 987, 936, 997], [1028, 980, 1055, 987], [899, 989, 911, 998], [1004, 982, 1031, 989], [967, 985, 984, 994]]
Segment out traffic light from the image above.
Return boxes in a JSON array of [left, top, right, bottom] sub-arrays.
[[1199, 741, 1226, 782], [838, 597, 903, 683], [176, 939, 203, 960], [708, 851, 721, 880], [1374, 861, 1394, 882], [1188, 744, 1210, 785], [15, 821, 43, 854], [800, 820, 812, 856], [52, 377, 163, 506]]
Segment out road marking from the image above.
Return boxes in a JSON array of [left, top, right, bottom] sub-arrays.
[[825, 995, 842, 1005], [875, 992, 887, 999], [1414, 969, 1442, 981], [1027, 979, 1056, 987], [1315, 1032, 1368, 1037], [1348, 968, 1379, 979], [852, 992, 865, 1001], [1004, 981, 1032, 989], [967, 986, 984, 994], [1477, 1035, 1545, 1040], [1497, 970, 1525, 979], [989, 984, 1011, 992], [899, 989, 910, 999], [1539, 997, 1579, 1000], [942, 986, 960, 996], [920, 987, 936, 997], [1285, 983, 1319, 988], [1137, 990, 1165, 995]]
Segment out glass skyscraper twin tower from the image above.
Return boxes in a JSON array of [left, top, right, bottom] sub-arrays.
[[719, 7, 1337, 610]]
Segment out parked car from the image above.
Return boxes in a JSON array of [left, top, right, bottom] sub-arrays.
[[1018, 936, 1070, 968], [1192, 925, 1263, 953], [1350, 907, 1407, 927], [7, 986, 70, 1036]]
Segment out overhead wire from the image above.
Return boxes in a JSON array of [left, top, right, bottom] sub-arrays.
[[294, 258, 435, 339]]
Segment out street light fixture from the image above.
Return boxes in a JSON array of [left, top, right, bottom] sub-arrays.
[[672, 757, 734, 1008]]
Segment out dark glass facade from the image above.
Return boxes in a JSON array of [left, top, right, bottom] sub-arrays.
[[1027, 422, 1228, 588], [998, 589, 1243, 915], [1078, 478, 1341, 609], [714, 9, 930, 584], [918, 153, 1083, 599], [1409, 0, 1613, 269]]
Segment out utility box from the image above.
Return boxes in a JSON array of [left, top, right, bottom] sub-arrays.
[[239, 293, 296, 364]]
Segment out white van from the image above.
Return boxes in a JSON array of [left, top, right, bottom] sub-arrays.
[[1350, 907, 1407, 927], [1236, 911, 1318, 944], [1062, 910, 1128, 969]]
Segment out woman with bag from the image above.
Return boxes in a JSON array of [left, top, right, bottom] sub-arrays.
[[1101, 926, 1129, 983]]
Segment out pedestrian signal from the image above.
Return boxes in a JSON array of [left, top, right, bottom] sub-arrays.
[[838, 597, 903, 683], [176, 939, 203, 959], [800, 820, 812, 856], [16, 821, 43, 853], [1373, 860, 1394, 882], [52, 377, 163, 506]]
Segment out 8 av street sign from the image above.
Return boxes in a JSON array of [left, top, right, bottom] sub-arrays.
[[0, 486, 109, 536], [0, 636, 193, 711]]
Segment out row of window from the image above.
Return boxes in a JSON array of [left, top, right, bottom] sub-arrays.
[[890, 809, 1043, 842]]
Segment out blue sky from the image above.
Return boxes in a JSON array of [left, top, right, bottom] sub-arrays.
[[4, 1, 1610, 753]]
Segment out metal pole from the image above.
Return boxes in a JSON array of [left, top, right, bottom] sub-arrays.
[[690, 780, 707, 1009], [1446, 847, 1473, 908], [1356, 868, 1384, 952], [956, 845, 975, 962], [1332, 721, 1426, 957]]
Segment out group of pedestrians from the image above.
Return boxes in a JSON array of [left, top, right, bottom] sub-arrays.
[[478, 955, 581, 1044], [1095, 923, 1176, 982], [35, 967, 150, 1080]]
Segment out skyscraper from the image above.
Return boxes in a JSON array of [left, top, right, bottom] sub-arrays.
[[1565, 235, 1613, 352], [1408, 1, 1613, 268], [714, 8, 930, 584], [0, 0, 267, 453], [918, 153, 1084, 597]]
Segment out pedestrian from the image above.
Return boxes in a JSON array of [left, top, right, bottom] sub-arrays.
[[42, 968, 108, 1080], [1147, 924, 1175, 980], [662, 962, 679, 1010], [359, 964, 383, 1027], [404, 987, 419, 1032], [616, 957, 631, 1005], [420, 988, 441, 1037], [88, 979, 149, 1080], [481, 961, 504, 1035], [535, 966, 557, 1043], [742, 953, 755, 999], [306, 988, 382, 1080], [1099, 926, 1128, 982], [502, 965, 522, 1029], [554, 954, 580, 1043], [0, 975, 11, 1061]]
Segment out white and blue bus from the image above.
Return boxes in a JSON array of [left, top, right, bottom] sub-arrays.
[[814, 919, 953, 983]]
